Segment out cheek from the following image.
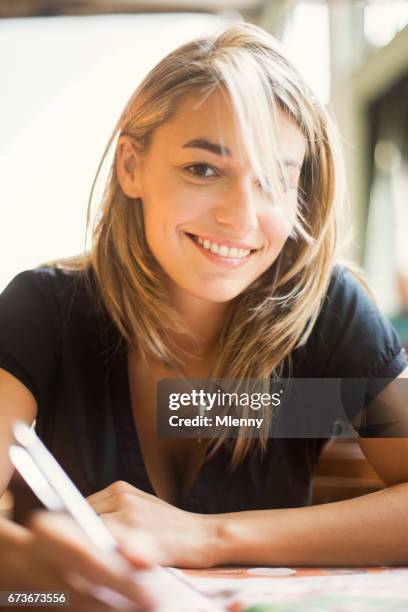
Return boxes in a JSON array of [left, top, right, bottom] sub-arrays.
[[142, 196, 196, 258], [143, 186, 213, 241], [262, 202, 298, 250], [140, 178, 183, 236]]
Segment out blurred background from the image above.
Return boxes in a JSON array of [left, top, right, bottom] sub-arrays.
[[1, 0, 408, 515], [1, 1, 408, 320]]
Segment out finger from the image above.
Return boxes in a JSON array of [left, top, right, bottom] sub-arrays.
[[6, 552, 118, 612], [45, 581, 126, 612], [88, 492, 165, 517], [86, 481, 141, 505], [122, 489, 168, 506], [61, 571, 141, 611], [88, 494, 129, 515], [87, 483, 163, 507], [28, 512, 155, 610], [114, 486, 168, 506]]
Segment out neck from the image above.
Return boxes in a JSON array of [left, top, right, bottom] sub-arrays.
[[168, 286, 230, 362]]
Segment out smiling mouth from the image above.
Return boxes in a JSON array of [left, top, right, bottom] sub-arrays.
[[185, 232, 258, 260]]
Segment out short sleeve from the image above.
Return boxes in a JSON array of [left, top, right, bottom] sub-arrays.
[[311, 265, 408, 428], [316, 265, 407, 378], [0, 269, 61, 404]]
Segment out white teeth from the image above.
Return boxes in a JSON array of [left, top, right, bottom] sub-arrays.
[[192, 234, 253, 259]]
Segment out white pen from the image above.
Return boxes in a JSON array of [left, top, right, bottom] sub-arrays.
[[8, 420, 224, 612]]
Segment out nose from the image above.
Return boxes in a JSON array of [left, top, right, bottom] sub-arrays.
[[213, 178, 259, 235]]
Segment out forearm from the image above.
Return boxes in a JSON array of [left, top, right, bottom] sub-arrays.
[[208, 482, 408, 566]]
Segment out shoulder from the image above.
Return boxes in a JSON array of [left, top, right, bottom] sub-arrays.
[[0, 267, 62, 327], [0, 265, 107, 404], [0, 265, 99, 320], [318, 262, 390, 347], [0, 264, 107, 356], [294, 263, 407, 378], [323, 263, 375, 314], [2, 265, 77, 299]]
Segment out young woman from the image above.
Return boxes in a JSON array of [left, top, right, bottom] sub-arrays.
[[1, 20, 408, 608]]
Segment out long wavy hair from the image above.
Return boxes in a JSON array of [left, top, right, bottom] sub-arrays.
[[61, 22, 359, 468]]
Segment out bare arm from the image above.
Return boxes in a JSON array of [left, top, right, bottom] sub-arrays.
[[210, 481, 408, 566], [210, 369, 408, 567], [0, 369, 156, 609], [85, 367, 408, 569], [0, 367, 37, 496]]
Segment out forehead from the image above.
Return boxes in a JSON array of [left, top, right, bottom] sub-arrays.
[[149, 88, 306, 164]]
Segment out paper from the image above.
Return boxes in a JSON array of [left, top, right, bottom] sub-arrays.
[[173, 566, 408, 611]]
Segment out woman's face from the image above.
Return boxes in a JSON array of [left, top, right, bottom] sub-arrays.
[[118, 88, 306, 304]]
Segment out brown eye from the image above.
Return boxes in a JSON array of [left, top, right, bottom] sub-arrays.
[[185, 164, 218, 178]]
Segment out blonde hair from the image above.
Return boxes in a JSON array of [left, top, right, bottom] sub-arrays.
[[63, 22, 355, 468]]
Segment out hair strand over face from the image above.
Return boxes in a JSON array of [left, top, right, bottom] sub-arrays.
[[57, 22, 356, 469]]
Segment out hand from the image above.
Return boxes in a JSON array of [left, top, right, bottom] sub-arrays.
[[0, 513, 156, 611], [87, 481, 216, 568]]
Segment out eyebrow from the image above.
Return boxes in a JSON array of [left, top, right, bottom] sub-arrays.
[[182, 138, 231, 157], [181, 138, 302, 170]]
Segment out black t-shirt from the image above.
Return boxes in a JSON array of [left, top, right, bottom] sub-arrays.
[[0, 264, 407, 513]]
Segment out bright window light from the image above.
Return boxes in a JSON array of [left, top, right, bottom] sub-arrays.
[[281, 1, 330, 105], [0, 13, 234, 291], [364, 0, 408, 48]]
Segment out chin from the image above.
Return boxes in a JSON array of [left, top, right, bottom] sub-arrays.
[[185, 282, 248, 304]]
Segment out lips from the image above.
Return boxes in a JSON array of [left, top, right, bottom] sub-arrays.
[[184, 232, 257, 269], [185, 232, 258, 253]]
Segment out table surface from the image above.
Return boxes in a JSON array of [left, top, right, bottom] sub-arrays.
[[177, 565, 408, 611]]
